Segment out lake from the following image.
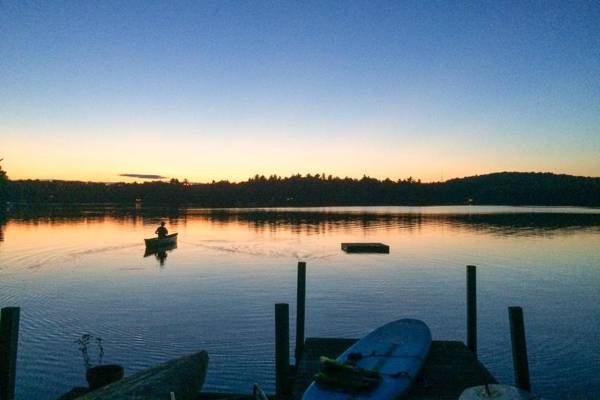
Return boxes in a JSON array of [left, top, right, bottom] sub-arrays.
[[0, 206, 599, 399]]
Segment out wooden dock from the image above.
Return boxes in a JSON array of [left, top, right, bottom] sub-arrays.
[[198, 338, 497, 400], [293, 338, 496, 400]]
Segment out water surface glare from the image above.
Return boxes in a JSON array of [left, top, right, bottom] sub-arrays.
[[0, 206, 599, 399]]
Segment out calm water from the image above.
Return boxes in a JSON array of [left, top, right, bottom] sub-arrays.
[[1, 206, 599, 399]]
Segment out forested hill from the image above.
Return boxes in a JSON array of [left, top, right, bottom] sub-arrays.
[[4, 172, 600, 207]]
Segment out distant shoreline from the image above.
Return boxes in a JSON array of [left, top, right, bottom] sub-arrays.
[[3, 172, 600, 207]]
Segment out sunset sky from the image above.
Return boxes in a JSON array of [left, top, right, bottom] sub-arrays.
[[1, 1, 599, 182]]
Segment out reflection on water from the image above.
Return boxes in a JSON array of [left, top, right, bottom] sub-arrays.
[[5, 205, 600, 236], [143, 244, 177, 267], [0, 206, 599, 399]]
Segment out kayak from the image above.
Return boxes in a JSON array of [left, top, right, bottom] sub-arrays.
[[302, 319, 431, 400], [77, 351, 208, 400], [144, 233, 178, 248], [459, 384, 546, 399]]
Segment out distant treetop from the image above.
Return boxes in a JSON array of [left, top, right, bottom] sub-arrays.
[[0, 159, 6, 181]]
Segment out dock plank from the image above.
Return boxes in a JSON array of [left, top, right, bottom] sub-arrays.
[[293, 339, 496, 400]]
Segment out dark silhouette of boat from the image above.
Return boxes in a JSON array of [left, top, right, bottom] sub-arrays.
[[144, 233, 178, 248]]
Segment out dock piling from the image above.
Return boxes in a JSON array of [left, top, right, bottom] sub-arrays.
[[508, 306, 531, 391], [466, 265, 477, 356], [275, 303, 290, 399], [295, 261, 306, 364], [0, 307, 20, 400]]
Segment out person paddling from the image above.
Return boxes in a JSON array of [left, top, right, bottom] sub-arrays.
[[155, 221, 168, 238]]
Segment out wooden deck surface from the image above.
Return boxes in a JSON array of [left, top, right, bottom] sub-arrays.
[[292, 338, 497, 400], [196, 337, 497, 400]]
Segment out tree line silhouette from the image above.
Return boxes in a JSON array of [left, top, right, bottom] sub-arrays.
[[2, 169, 600, 207], [0, 161, 7, 206]]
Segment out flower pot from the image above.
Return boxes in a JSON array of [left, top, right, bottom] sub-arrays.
[[86, 364, 124, 390]]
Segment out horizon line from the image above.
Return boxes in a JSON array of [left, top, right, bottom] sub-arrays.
[[6, 170, 600, 185]]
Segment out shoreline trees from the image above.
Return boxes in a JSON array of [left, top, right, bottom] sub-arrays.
[[3, 172, 600, 207], [0, 159, 8, 203]]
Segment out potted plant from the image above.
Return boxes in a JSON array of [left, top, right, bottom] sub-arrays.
[[75, 334, 124, 390]]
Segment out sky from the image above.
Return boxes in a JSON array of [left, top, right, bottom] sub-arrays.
[[1, 0, 599, 182]]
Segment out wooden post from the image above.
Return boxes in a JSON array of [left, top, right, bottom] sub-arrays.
[[0, 307, 20, 400], [275, 303, 290, 399], [466, 265, 477, 356], [295, 261, 306, 364], [509, 306, 531, 391]]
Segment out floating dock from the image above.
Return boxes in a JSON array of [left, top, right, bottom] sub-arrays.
[[341, 242, 390, 253]]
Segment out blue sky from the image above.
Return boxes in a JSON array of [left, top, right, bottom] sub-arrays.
[[1, 1, 599, 181]]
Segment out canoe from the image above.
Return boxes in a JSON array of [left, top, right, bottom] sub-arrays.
[[76, 351, 208, 400], [459, 384, 547, 399], [144, 233, 178, 248], [302, 319, 431, 400]]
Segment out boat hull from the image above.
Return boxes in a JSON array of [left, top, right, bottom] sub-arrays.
[[78, 351, 208, 400], [144, 233, 178, 248]]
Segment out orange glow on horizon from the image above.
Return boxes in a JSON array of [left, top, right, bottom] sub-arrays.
[[4, 141, 600, 183], [3, 127, 599, 183]]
